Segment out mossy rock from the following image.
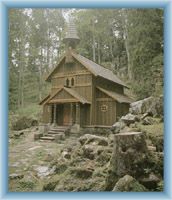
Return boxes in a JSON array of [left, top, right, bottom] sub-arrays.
[[68, 166, 93, 179], [12, 116, 38, 130], [112, 175, 147, 192], [42, 174, 60, 191]]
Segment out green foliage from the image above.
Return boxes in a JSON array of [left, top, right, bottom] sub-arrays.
[[125, 9, 163, 98], [16, 103, 41, 119], [9, 9, 65, 111], [156, 180, 164, 191], [9, 8, 163, 113]]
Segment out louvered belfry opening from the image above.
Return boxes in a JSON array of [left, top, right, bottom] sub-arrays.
[[63, 19, 80, 49], [63, 19, 80, 64]]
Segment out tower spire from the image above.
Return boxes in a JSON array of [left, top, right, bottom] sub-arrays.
[[63, 19, 80, 50]]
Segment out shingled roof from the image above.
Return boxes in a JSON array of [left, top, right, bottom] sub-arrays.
[[40, 87, 90, 105], [63, 20, 80, 41], [97, 87, 133, 103], [72, 53, 128, 88], [46, 52, 128, 88]]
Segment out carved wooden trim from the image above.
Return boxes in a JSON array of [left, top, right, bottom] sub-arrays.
[[48, 99, 78, 104], [52, 70, 91, 79], [75, 84, 91, 87], [52, 84, 91, 89], [96, 98, 113, 102], [52, 86, 63, 89]]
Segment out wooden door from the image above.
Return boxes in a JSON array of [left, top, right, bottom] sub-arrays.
[[63, 104, 70, 125], [57, 105, 63, 125]]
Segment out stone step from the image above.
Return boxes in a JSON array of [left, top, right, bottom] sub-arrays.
[[40, 136, 55, 141], [51, 129, 65, 131], [53, 126, 68, 129], [48, 130, 65, 134], [51, 128, 67, 132], [46, 133, 58, 137], [40, 140, 53, 142], [44, 133, 55, 136]]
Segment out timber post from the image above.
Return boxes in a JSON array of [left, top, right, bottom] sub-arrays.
[[53, 104, 57, 126], [69, 103, 73, 125], [75, 102, 80, 125]]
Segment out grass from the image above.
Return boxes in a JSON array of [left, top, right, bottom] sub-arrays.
[[9, 103, 41, 130], [16, 103, 41, 119], [137, 122, 163, 137]]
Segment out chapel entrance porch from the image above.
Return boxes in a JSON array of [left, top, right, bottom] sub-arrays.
[[51, 103, 81, 127]]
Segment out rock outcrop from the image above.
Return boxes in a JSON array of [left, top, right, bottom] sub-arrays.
[[129, 96, 163, 117]]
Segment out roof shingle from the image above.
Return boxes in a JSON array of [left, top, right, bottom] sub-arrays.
[[97, 87, 133, 103], [72, 53, 128, 87]]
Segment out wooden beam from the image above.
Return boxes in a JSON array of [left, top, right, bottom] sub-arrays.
[[52, 70, 91, 79], [96, 98, 113, 102], [48, 99, 78, 104]]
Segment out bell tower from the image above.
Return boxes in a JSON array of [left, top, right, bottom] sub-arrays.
[[63, 19, 80, 50]]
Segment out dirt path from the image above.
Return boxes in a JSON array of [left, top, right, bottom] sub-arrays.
[[8, 127, 78, 191]]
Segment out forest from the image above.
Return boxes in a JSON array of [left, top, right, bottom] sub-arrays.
[[9, 8, 163, 113]]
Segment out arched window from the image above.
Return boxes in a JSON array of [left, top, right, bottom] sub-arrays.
[[71, 78, 74, 86], [66, 78, 69, 87]]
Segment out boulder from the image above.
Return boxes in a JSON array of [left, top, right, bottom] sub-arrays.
[[12, 116, 38, 130], [54, 163, 68, 174], [121, 113, 140, 126], [147, 95, 163, 117], [9, 173, 24, 180], [62, 151, 71, 159], [111, 121, 126, 134], [112, 175, 147, 192], [68, 167, 93, 179], [42, 174, 60, 191], [82, 144, 96, 160], [34, 166, 56, 178], [130, 96, 163, 117], [141, 117, 155, 125], [130, 97, 154, 115], [139, 173, 160, 190], [79, 134, 108, 146], [14, 131, 24, 138]]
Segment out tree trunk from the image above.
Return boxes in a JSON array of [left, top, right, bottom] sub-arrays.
[[92, 20, 96, 62], [98, 38, 101, 64], [111, 132, 147, 176], [109, 41, 114, 65], [17, 40, 25, 108], [121, 9, 132, 80], [38, 49, 43, 101], [105, 132, 148, 190]]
